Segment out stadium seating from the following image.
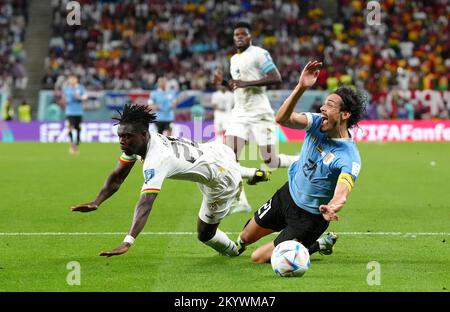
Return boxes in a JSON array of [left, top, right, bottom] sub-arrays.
[[0, 0, 447, 120], [42, 0, 449, 95], [0, 0, 28, 92]]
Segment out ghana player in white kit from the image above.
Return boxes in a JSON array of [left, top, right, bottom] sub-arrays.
[[71, 104, 266, 257], [211, 85, 234, 139], [213, 22, 298, 213]]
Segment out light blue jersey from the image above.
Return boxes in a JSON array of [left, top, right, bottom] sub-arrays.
[[150, 89, 176, 122], [288, 113, 361, 215], [63, 84, 86, 116]]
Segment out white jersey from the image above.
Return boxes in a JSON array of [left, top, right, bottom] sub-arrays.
[[229, 45, 277, 117], [119, 133, 241, 199], [211, 90, 234, 113]]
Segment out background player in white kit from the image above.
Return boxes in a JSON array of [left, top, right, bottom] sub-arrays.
[[213, 22, 298, 213], [211, 85, 234, 140], [70, 104, 265, 257]]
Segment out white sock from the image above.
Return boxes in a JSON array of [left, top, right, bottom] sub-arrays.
[[278, 154, 298, 168], [238, 187, 250, 207], [236, 235, 246, 246], [229, 187, 251, 214], [204, 229, 238, 256], [238, 165, 257, 179]]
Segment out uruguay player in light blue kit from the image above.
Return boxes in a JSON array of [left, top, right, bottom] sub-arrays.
[[148, 77, 176, 136], [235, 60, 366, 263], [63, 74, 87, 154]]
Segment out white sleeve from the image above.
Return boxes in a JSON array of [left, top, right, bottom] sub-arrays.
[[140, 156, 171, 195], [254, 48, 276, 74], [302, 112, 314, 131]]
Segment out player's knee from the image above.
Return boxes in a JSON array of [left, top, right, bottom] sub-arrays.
[[197, 229, 215, 242]]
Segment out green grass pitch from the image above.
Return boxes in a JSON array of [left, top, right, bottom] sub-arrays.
[[0, 142, 448, 292]]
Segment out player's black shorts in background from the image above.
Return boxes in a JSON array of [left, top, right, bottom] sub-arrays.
[[254, 182, 329, 247], [66, 116, 82, 129], [156, 121, 172, 134]]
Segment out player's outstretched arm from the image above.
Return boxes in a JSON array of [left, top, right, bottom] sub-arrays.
[[319, 181, 351, 221], [99, 193, 157, 257], [275, 60, 322, 129], [71, 161, 135, 213], [228, 68, 281, 90]]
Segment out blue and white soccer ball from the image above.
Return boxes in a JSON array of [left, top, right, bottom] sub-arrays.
[[271, 240, 310, 277]]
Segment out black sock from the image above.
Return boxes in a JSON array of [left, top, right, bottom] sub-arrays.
[[307, 242, 320, 255], [76, 129, 80, 145], [68, 130, 73, 143]]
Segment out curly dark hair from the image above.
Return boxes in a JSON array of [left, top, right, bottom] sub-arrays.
[[333, 86, 367, 128], [112, 103, 156, 132], [234, 21, 252, 32]]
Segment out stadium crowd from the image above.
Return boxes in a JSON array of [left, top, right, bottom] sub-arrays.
[[2, 0, 449, 121], [0, 0, 28, 93], [43, 0, 449, 92]]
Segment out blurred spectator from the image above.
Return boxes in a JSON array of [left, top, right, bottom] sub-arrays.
[[396, 98, 414, 120], [376, 95, 390, 120], [46, 102, 63, 121], [2, 96, 14, 121], [17, 99, 31, 122], [41, 0, 449, 123], [211, 85, 234, 137], [365, 100, 379, 120], [191, 101, 205, 122], [311, 96, 323, 113], [0, 0, 28, 92], [148, 76, 176, 136]]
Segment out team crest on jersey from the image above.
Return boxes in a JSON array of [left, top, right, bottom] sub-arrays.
[[323, 153, 335, 165], [352, 162, 361, 176], [144, 169, 155, 182]]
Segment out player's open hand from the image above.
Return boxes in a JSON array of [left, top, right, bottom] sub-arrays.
[[298, 60, 323, 89], [71, 203, 98, 213], [99, 243, 130, 257], [213, 69, 224, 85], [319, 204, 339, 221]]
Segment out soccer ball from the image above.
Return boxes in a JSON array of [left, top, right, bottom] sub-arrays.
[[271, 240, 310, 277]]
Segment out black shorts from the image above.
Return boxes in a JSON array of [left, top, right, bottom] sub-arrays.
[[254, 182, 329, 247], [67, 116, 82, 129], [156, 121, 172, 134]]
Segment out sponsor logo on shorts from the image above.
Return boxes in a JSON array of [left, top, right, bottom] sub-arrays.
[[257, 199, 272, 219], [208, 202, 218, 211]]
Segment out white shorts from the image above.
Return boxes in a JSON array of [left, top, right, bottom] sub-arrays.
[[198, 142, 242, 224], [225, 114, 277, 146], [214, 111, 231, 134]]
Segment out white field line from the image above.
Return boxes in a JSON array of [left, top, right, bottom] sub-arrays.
[[0, 232, 449, 236]]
